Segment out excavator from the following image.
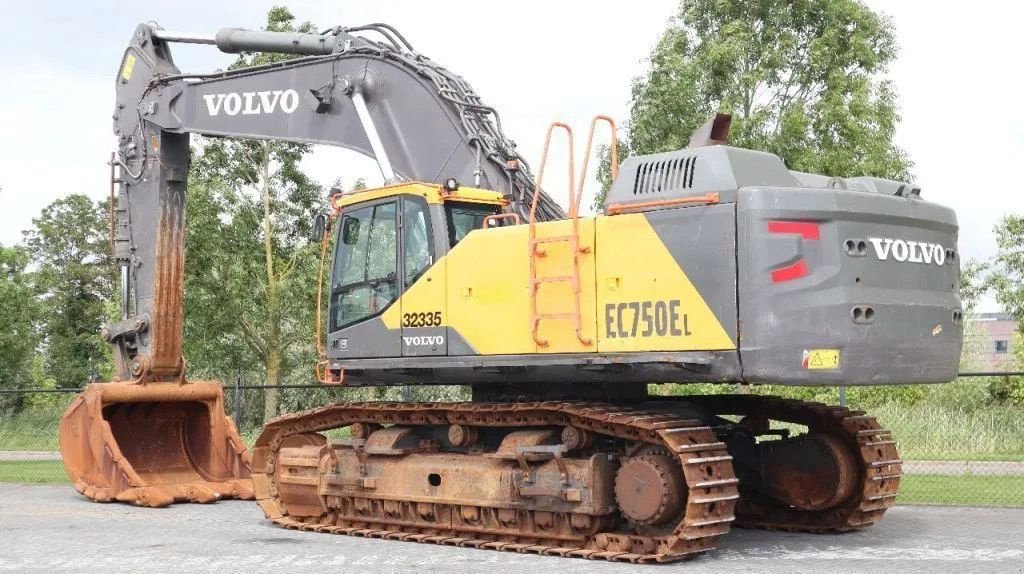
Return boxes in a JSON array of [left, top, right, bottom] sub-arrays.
[[59, 20, 963, 563]]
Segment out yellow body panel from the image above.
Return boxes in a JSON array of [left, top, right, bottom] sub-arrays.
[[445, 224, 536, 354], [594, 214, 735, 352], [337, 182, 733, 357], [439, 213, 732, 355], [381, 258, 448, 331]]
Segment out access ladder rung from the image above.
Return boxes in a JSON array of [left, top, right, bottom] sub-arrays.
[[532, 275, 575, 285], [532, 235, 578, 245], [534, 313, 578, 321]]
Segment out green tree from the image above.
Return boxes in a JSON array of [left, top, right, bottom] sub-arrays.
[[0, 245, 39, 411], [598, 0, 910, 204], [959, 258, 989, 315], [185, 7, 323, 422], [21, 195, 114, 387], [990, 215, 1024, 324]]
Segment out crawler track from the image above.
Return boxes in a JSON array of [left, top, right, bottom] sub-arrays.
[[687, 395, 903, 532], [251, 401, 739, 563], [250, 396, 901, 563]]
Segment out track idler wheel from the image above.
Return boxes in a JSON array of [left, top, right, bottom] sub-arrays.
[[614, 454, 685, 525], [761, 433, 858, 511]]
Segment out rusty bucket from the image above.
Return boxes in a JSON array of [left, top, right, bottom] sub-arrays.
[[58, 380, 254, 507]]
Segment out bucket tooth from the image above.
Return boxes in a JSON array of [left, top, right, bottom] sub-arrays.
[[59, 380, 253, 507]]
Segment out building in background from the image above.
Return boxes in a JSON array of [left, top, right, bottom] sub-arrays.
[[970, 312, 1018, 370]]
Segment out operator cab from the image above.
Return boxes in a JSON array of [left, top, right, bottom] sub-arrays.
[[325, 182, 504, 361]]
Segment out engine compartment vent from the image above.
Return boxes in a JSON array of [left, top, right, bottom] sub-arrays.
[[633, 156, 697, 195]]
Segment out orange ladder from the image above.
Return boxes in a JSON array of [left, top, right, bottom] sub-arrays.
[[527, 116, 618, 348]]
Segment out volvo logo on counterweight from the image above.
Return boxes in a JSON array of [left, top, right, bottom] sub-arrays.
[[867, 237, 949, 265], [202, 89, 300, 116]]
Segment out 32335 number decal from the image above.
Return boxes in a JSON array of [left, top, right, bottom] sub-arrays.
[[402, 311, 443, 327]]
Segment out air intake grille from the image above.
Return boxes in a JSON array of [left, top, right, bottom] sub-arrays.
[[633, 156, 698, 195]]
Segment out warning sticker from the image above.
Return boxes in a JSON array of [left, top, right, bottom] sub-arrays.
[[802, 349, 840, 370], [121, 54, 136, 82]]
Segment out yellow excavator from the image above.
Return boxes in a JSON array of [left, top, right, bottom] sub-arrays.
[[60, 21, 962, 563]]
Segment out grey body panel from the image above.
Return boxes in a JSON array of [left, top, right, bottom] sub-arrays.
[[605, 146, 800, 208], [327, 317, 399, 359], [645, 203, 738, 343], [736, 186, 961, 385]]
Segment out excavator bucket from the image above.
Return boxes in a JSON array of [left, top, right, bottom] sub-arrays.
[[59, 380, 254, 508]]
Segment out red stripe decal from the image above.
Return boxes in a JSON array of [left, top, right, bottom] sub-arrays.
[[767, 221, 820, 240], [770, 259, 808, 283]]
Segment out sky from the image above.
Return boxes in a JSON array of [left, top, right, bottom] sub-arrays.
[[0, 0, 1021, 310]]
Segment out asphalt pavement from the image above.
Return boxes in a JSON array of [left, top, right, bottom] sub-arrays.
[[1, 484, 1021, 573]]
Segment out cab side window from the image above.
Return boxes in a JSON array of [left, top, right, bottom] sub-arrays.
[[403, 198, 432, 288], [445, 202, 501, 247], [331, 201, 398, 331]]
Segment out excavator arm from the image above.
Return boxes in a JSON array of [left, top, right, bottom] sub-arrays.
[[62, 21, 566, 507], [105, 23, 563, 379]]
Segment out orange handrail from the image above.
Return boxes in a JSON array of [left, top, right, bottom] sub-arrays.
[[483, 213, 521, 228], [314, 207, 344, 385], [529, 122, 575, 234], [527, 121, 593, 348], [605, 192, 720, 215], [575, 115, 618, 218]]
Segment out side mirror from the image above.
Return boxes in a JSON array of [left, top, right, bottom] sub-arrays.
[[311, 213, 327, 243], [342, 217, 362, 245]]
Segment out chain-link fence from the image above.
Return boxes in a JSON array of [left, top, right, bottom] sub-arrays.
[[2, 379, 1022, 507]]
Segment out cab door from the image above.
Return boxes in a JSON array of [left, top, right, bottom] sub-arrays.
[[399, 195, 447, 356], [326, 199, 402, 358]]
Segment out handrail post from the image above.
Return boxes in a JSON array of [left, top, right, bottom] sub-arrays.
[[576, 115, 618, 218], [530, 122, 575, 242]]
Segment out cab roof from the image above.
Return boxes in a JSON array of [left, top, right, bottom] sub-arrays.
[[331, 181, 506, 210]]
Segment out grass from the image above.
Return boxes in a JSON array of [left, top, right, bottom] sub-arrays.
[[872, 403, 1024, 462], [899, 474, 1024, 507], [0, 407, 63, 451], [0, 460, 68, 483]]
